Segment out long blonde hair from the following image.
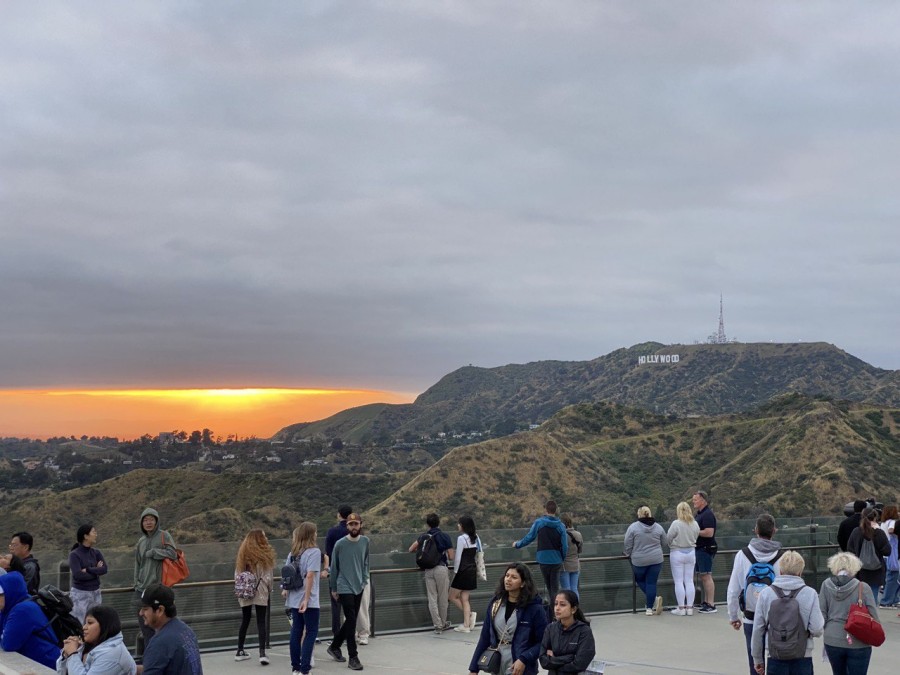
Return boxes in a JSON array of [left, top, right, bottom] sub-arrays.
[[291, 522, 318, 557], [676, 501, 694, 525], [236, 529, 276, 571]]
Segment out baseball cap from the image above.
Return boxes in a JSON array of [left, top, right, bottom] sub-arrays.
[[140, 584, 174, 610], [346, 513, 362, 525]]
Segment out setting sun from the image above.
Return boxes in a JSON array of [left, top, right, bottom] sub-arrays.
[[0, 388, 414, 440]]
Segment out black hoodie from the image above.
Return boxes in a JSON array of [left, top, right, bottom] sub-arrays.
[[539, 619, 595, 674]]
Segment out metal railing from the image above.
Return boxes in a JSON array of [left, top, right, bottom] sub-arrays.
[[41, 517, 842, 653], [70, 541, 840, 654]]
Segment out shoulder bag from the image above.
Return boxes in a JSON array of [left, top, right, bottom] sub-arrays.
[[476, 536, 487, 581], [477, 599, 506, 673], [844, 583, 885, 647]]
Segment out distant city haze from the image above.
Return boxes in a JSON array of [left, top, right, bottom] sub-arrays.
[[0, 388, 414, 440]]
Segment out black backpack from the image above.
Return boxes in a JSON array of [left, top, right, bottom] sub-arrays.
[[31, 585, 83, 647], [416, 533, 442, 570], [280, 554, 305, 591]]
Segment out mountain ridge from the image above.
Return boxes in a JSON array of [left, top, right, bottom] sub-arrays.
[[275, 341, 899, 443]]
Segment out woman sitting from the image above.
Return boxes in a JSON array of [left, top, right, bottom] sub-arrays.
[[0, 571, 58, 668], [468, 562, 548, 675], [540, 590, 596, 674], [58, 605, 136, 675]]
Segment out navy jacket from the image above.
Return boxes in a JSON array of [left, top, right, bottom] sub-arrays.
[[468, 595, 548, 675], [325, 520, 348, 559], [69, 544, 108, 591]]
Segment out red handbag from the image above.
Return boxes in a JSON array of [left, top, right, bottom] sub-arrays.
[[844, 584, 885, 647]]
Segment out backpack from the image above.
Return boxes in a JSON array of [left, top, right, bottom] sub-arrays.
[[280, 554, 305, 591], [766, 586, 808, 661], [234, 569, 260, 600], [739, 547, 785, 620], [415, 533, 442, 570], [859, 538, 883, 571], [31, 585, 83, 648]]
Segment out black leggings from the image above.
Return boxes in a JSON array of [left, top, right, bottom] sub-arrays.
[[238, 604, 268, 654]]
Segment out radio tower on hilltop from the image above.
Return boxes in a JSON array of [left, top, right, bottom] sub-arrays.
[[708, 294, 728, 344]]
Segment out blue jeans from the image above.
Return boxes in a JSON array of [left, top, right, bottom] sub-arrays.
[[881, 569, 900, 605], [766, 656, 812, 675], [824, 644, 872, 675], [632, 562, 662, 609], [743, 622, 756, 675], [290, 607, 320, 674], [559, 571, 580, 599]]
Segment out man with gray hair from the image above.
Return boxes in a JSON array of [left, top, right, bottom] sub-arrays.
[[727, 514, 783, 675]]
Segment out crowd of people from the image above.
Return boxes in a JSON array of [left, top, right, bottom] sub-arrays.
[[0, 494, 895, 675]]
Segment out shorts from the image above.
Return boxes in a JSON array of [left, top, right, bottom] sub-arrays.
[[695, 548, 715, 574]]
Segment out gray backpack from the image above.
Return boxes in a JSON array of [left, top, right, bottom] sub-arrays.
[[766, 586, 807, 660], [859, 538, 882, 571]]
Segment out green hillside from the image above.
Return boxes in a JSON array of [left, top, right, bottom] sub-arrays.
[[3, 468, 413, 549], [363, 395, 900, 532]]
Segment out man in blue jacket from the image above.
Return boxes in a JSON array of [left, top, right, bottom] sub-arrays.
[[512, 500, 568, 615], [0, 571, 58, 668]]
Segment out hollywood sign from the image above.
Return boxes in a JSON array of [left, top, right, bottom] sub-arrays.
[[637, 354, 680, 365]]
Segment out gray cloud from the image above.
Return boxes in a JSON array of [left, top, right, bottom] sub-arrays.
[[1, 2, 898, 393]]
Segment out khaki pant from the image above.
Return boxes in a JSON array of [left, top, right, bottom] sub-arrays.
[[424, 565, 450, 628]]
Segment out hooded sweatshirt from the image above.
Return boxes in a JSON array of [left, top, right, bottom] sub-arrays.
[[0, 571, 59, 668], [57, 631, 137, 675], [726, 537, 783, 624], [514, 515, 568, 565], [623, 518, 666, 567], [750, 575, 824, 665], [134, 507, 177, 592], [819, 575, 879, 649], [539, 619, 596, 674]]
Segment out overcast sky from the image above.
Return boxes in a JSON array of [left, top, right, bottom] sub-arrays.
[[2, 2, 898, 396]]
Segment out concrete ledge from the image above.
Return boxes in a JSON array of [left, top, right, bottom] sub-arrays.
[[0, 651, 55, 675]]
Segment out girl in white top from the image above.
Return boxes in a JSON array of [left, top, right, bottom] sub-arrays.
[[666, 501, 700, 615]]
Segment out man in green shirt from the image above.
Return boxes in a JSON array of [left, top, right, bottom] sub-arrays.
[[326, 513, 369, 671]]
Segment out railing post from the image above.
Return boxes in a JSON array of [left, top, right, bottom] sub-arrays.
[[369, 576, 376, 638]]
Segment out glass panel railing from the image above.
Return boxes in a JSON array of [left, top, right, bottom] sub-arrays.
[[42, 519, 842, 653]]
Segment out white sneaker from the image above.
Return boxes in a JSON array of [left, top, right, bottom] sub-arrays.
[[453, 624, 471, 633], [357, 636, 369, 645], [670, 608, 686, 616], [259, 655, 269, 665], [686, 607, 693, 616], [470, 611, 477, 627], [645, 608, 654, 615]]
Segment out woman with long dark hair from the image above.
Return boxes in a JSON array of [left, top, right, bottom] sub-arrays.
[[68, 524, 107, 623], [540, 590, 595, 675], [468, 562, 548, 675], [847, 507, 891, 603], [57, 605, 136, 674], [451, 515, 481, 633], [234, 529, 276, 665]]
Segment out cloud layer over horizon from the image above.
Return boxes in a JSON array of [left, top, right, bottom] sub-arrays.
[[2, 2, 898, 394]]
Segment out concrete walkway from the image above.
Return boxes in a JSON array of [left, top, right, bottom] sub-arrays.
[[199, 607, 900, 674]]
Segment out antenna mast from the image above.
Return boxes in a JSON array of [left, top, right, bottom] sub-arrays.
[[717, 294, 726, 343]]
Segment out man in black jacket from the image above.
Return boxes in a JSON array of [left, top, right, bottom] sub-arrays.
[[837, 500, 867, 552]]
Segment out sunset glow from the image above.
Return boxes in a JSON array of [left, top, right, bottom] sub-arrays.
[[0, 388, 415, 440]]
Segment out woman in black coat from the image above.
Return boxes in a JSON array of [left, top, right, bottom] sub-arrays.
[[540, 590, 595, 675], [847, 507, 891, 603]]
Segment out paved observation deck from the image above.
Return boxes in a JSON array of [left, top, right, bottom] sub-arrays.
[[198, 606, 900, 675]]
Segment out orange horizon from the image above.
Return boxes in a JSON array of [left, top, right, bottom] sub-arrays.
[[0, 388, 416, 440]]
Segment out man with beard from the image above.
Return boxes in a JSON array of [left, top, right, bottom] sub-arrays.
[[326, 513, 369, 672]]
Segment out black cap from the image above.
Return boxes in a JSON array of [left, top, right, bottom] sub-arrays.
[[140, 583, 174, 610]]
